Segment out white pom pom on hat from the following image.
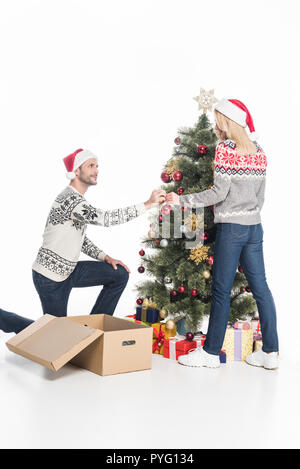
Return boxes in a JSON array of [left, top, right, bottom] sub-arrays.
[[66, 171, 76, 180], [213, 98, 260, 141], [63, 149, 98, 180]]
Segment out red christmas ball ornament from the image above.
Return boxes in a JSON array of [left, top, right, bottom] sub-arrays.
[[177, 187, 184, 195], [197, 144, 208, 155], [161, 172, 171, 183], [191, 289, 198, 297], [207, 255, 214, 266], [186, 332, 194, 341], [174, 137, 181, 145], [240, 286, 246, 293], [171, 290, 178, 297], [161, 204, 172, 216], [155, 239, 160, 245], [200, 231, 209, 241], [238, 266, 244, 273], [173, 171, 183, 182], [139, 249, 145, 256], [178, 285, 185, 293], [136, 298, 143, 305], [138, 266, 145, 273], [246, 286, 251, 293]]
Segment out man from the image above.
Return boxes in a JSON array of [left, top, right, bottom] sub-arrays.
[[0, 148, 166, 334]]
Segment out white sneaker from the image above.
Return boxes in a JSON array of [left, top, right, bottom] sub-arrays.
[[178, 347, 220, 368], [245, 349, 279, 370]]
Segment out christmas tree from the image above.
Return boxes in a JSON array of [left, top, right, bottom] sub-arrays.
[[135, 90, 258, 333]]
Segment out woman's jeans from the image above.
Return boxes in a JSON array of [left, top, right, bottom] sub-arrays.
[[203, 223, 279, 356], [0, 260, 129, 334]]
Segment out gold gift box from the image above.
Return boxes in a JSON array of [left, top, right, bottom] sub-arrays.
[[222, 328, 253, 361], [152, 322, 177, 355]]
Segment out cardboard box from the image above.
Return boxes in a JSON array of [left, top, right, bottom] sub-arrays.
[[6, 314, 153, 376]]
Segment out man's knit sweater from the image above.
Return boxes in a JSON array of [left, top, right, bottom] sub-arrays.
[[179, 139, 267, 225], [32, 185, 147, 282]]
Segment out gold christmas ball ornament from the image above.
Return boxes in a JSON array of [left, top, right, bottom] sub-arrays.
[[159, 309, 168, 319], [165, 319, 176, 330], [202, 270, 211, 279]]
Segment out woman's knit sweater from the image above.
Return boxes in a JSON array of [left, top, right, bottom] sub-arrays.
[[179, 139, 267, 225]]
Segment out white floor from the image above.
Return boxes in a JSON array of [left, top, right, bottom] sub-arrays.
[[1, 332, 300, 450]]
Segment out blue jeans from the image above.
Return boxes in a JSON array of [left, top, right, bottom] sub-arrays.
[[0, 261, 129, 334], [203, 223, 279, 356]]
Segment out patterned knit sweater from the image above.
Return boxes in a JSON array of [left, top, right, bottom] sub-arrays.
[[32, 186, 147, 282], [179, 139, 267, 225]]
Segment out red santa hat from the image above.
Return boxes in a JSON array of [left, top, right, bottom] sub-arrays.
[[63, 148, 98, 180], [213, 98, 259, 141]]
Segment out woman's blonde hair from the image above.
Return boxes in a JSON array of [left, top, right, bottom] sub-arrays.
[[214, 110, 257, 155]]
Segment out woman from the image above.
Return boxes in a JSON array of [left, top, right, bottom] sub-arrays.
[[166, 98, 279, 370]]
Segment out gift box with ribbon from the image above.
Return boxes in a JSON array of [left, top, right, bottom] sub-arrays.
[[125, 315, 151, 327], [194, 335, 206, 345], [220, 350, 227, 363], [163, 335, 227, 363], [152, 322, 177, 355], [222, 327, 253, 361], [163, 336, 199, 360], [136, 298, 160, 323], [253, 333, 263, 352], [251, 319, 261, 335], [233, 321, 251, 330], [136, 306, 159, 323]]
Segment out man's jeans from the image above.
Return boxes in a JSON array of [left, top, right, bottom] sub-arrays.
[[0, 260, 129, 334], [203, 222, 279, 356]]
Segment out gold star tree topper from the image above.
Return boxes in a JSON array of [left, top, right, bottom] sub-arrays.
[[193, 88, 218, 114]]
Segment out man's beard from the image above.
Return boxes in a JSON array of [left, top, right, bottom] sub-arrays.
[[78, 175, 97, 186]]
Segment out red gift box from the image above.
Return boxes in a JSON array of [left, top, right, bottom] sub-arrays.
[[164, 335, 206, 360]]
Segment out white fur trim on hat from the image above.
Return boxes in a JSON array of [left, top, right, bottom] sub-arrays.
[[73, 149, 98, 172], [66, 171, 76, 180], [213, 98, 247, 127]]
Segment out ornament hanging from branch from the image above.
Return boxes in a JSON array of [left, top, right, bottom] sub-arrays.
[[188, 243, 210, 265], [161, 172, 171, 183], [173, 171, 183, 182], [197, 144, 208, 155], [161, 204, 172, 216]]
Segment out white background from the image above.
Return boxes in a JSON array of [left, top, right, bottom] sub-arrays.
[[0, 0, 299, 449]]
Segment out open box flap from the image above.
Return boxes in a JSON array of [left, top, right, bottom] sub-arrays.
[[6, 314, 103, 371]]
